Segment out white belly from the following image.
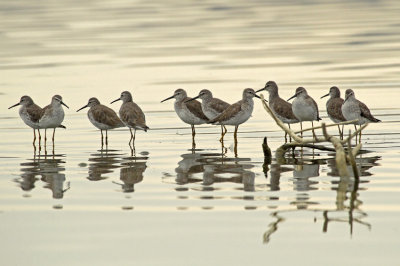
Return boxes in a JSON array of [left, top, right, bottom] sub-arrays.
[[292, 99, 316, 121], [342, 101, 362, 125], [40, 108, 65, 128], [175, 104, 206, 125]]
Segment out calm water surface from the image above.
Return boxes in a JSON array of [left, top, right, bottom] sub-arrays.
[[1, 0, 400, 265]]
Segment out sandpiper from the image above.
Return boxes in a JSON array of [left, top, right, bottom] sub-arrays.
[[8, 95, 43, 146], [40, 95, 69, 144], [161, 88, 209, 148], [256, 81, 298, 142], [341, 89, 381, 142], [321, 86, 346, 138], [209, 88, 260, 141], [111, 91, 148, 147], [288, 87, 321, 137], [185, 89, 230, 142], [77, 97, 125, 147]]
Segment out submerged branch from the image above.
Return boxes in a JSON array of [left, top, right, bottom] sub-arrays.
[[259, 96, 366, 178], [294, 119, 359, 134]]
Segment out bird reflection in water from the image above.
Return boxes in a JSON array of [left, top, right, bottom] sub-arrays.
[[261, 153, 379, 244], [113, 160, 147, 193], [87, 149, 124, 181], [163, 151, 259, 210], [16, 150, 69, 201]]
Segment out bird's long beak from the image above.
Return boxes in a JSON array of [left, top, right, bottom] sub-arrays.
[[110, 98, 121, 104], [8, 102, 20, 109], [76, 104, 88, 112], [254, 93, 261, 99], [320, 93, 330, 99], [161, 95, 175, 103], [287, 93, 297, 101], [256, 88, 265, 93], [344, 96, 349, 103], [185, 95, 200, 103], [61, 101, 69, 109]]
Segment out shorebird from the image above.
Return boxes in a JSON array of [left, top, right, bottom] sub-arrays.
[[288, 87, 321, 137], [341, 89, 381, 142], [8, 95, 43, 146], [40, 95, 69, 144], [161, 88, 209, 148], [185, 89, 230, 142], [111, 91, 148, 147], [321, 86, 346, 139], [256, 81, 298, 142], [209, 88, 260, 142], [77, 97, 125, 147]]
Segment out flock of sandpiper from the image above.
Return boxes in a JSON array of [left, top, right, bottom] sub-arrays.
[[8, 81, 381, 149]]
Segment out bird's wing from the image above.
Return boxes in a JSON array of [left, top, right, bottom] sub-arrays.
[[309, 97, 321, 120], [209, 98, 230, 114], [328, 98, 346, 121], [359, 101, 380, 122], [210, 102, 242, 123], [27, 104, 44, 123], [273, 98, 297, 120], [185, 98, 209, 121], [93, 105, 124, 127], [120, 102, 147, 127]]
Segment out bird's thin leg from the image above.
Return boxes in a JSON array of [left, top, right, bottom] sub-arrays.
[[52, 128, 56, 142], [44, 129, 47, 146], [129, 128, 133, 146], [191, 125, 196, 149], [234, 125, 238, 157], [359, 126, 362, 143], [219, 125, 227, 143], [312, 121, 317, 140], [288, 124, 292, 142], [300, 122, 303, 138], [33, 129, 36, 145], [101, 130, 104, 148], [337, 125, 342, 139], [38, 130, 41, 151], [133, 129, 136, 143]]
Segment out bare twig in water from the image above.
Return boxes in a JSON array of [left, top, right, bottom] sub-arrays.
[[259, 94, 367, 177]]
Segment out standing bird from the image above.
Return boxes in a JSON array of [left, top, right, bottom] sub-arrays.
[[288, 87, 321, 137], [161, 89, 209, 148], [77, 97, 125, 147], [209, 88, 260, 142], [321, 86, 346, 139], [40, 95, 69, 145], [8, 95, 43, 146], [185, 89, 230, 142], [111, 91, 149, 147], [341, 89, 381, 142], [256, 81, 298, 142]]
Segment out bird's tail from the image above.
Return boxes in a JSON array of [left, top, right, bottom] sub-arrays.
[[58, 125, 67, 129]]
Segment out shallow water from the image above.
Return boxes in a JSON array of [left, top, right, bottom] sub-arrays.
[[1, 0, 400, 265]]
